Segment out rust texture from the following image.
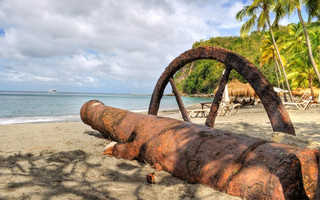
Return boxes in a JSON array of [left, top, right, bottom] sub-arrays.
[[146, 172, 156, 184], [205, 66, 231, 127], [148, 46, 295, 135], [169, 77, 191, 122], [81, 100, 318, 199]]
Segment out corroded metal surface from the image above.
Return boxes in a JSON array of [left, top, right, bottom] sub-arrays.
[[81, 100, 318, 199], [169, 77, 190, 122], [148, 46, 295, 135], [205, 66, 231, 127]]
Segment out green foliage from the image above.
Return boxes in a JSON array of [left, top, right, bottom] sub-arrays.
[[175, 22, 320, 95], [181, 60, 223, 94], [176, 31, 277, 94], [284, 22, 320, 89]]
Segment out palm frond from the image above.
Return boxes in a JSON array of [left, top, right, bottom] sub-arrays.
[[272, 2, 286, 28], [279, 0, 297, 15], [288, 23, 304, 37], [308, 21, 320, 29], [304, 0, 320, 18], [240, 14, 257, 37], [295, 26, 304, 37], [279, 54, 287, 66], [236, 6, 250, 21], [257, 9, 268, 30], [247, 0, 260, 14]]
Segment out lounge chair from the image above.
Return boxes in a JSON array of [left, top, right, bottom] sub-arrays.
[[218, 103, 241, 116], [309, 95, 320, 109], [283, 92, 313, 110], [187, 109, 210, 118], [283, 101, 312, 110]]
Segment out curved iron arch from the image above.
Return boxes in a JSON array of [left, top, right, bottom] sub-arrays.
[[148, 46, 295, 135]]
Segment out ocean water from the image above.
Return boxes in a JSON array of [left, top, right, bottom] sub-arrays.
[[0, 91, 210, 125]]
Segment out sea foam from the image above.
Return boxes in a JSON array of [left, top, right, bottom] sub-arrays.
[[0, 115, 80, 125]]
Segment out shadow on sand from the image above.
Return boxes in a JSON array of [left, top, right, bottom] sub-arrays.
[[0, 131, 240, 200]]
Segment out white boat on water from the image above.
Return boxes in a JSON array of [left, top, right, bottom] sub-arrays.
[[48, 89, 57, 93]]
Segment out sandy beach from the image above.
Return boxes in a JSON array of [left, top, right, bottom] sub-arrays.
[[0, 105, 319, 199]]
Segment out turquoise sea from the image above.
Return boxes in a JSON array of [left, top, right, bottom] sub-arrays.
[[0, 91, 210, 125]]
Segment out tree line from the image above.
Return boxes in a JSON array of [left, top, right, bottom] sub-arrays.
[[175, 0, 320, 101]]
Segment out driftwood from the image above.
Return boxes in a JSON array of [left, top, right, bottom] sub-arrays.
[[81, 100, 318, 200]]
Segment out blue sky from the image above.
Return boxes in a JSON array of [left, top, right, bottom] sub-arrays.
[[0, 0, 308, 94]]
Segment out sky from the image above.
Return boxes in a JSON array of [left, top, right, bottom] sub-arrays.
[[0, 0, 306, 94]]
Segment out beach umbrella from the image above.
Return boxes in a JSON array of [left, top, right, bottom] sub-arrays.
[[222, 83, 229, 103]]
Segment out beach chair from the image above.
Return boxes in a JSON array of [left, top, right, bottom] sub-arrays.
[[283, 92, 312, 110], [309, 95, 320, 109], [186, 109, 210, 118], [218, 103, 241, 116]]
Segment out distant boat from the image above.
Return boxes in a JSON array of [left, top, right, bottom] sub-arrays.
[[48, 89, 57, 93]]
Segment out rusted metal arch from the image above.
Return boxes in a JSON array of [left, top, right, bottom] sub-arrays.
[[169, 77, 191, 122], [148, 46, 295, 135]]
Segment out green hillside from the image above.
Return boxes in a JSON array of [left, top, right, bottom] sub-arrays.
[[174, 27, 289, 95]]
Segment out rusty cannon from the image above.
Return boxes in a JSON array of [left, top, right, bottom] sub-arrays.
[[81, 47, 318, 199], [81, 100, 319, 200]]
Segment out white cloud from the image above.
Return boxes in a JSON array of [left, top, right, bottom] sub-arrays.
[[0, 0, 250, 93], [279, 17, 290, 26], [62, 54, 103, 71], [0, 70, 60, 82]]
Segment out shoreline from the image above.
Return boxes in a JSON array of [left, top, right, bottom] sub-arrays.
[[2, 105, 320, 147], [0, 106, 319, 199], [0, 101, 201, 125]]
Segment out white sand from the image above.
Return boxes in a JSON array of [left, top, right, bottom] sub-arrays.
[[0, 106, 319, 199]]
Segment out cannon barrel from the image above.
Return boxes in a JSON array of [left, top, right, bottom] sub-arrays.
[[80, 100, 319, 200]]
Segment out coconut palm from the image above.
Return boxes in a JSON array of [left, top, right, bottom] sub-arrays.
[[285, 23, 320, 99], [308, 29, 320, 86], [260, 32, 289, 101], [285, 23, 306, 53], [279, 0, 320, 85], [309, 29, 320, 63], [286, 23, 320, 85], [287, 51, 316, 99], [236, 0, 294, 101]]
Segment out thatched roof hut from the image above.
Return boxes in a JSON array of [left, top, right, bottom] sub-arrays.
[[245, 83, 256, 98], [214, 79, 257, 98]]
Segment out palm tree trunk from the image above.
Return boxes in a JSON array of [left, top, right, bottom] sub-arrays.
[[267, 18, 294, 102], [308, 75, 315, 100], [275, 64, 280, 88], [297, 8, 320, 87], [274, 54, 288, 102]]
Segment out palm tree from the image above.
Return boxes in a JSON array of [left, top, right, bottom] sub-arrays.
[[236, 0, 294, 101], [260, 32, 289, 101], [285, 23, 306, 53], [308, 28, 320, 60], [285, 23, 320, 100], [286, 23, 320, 85], [287, 51, 316, 99], [308, 29, 320, 86], [280, 0, 320, 85]]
